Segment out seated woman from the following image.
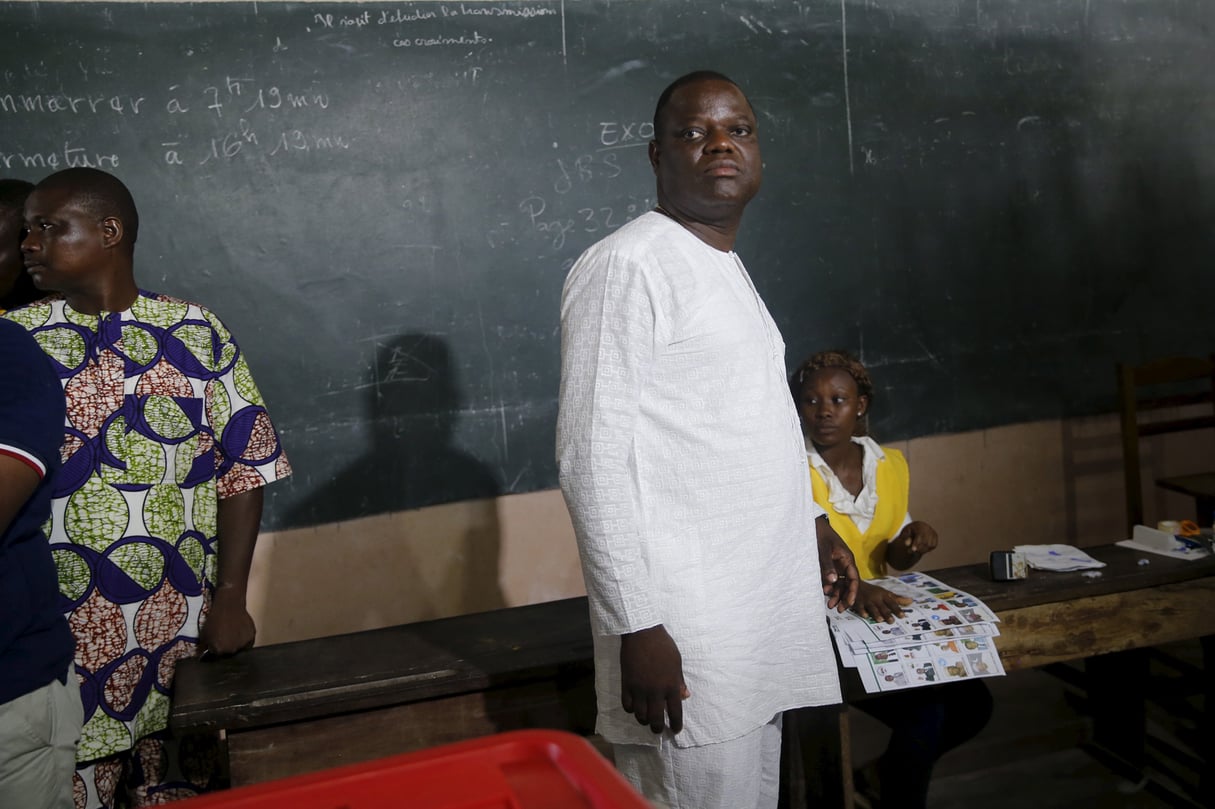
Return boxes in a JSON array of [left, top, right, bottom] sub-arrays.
[[791, 350, 992, 809]]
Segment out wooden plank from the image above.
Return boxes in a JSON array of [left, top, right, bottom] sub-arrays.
[[993, 578, 1215, 670], [1156, 471, 1215, 500], [172, 597, 593, 733], [928, 545, 1215, 613], [839, 572, 1215, 702], [1138, 416, 1215, 436], [226, 676, 596, 786]]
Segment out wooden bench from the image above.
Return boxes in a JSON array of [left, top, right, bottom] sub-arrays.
[[172, 598, 597, 786], [172, 544, 1215, 805]]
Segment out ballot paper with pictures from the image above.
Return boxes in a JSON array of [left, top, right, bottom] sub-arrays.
[[828, 571, 1006, 694]]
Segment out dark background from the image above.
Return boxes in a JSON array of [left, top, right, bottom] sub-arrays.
[[2, 1, 1212, 529]]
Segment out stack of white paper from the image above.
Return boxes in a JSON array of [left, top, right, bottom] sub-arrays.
[[828, 571, 1006, 694], [1011, 544, 1106, 572]]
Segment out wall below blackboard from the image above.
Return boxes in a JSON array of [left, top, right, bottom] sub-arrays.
[[2, 0, 1212, 530], [245, 413, 1214, 646]]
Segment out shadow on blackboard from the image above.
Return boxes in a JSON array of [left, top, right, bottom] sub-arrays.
[[282, 332, 506, 619]]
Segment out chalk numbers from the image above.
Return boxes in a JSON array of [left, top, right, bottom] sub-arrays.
[[159, 77, 346, 166], [521, 193, 652, 251]]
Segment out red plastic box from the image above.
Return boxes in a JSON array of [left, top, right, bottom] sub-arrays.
[[174, 729, 652, 808]]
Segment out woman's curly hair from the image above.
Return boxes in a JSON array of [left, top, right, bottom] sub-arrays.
[[790, 350, 874, 436]]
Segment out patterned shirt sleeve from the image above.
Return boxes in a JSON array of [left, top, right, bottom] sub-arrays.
[[200, 308, 291, 499], [557, 245, 666, 637]]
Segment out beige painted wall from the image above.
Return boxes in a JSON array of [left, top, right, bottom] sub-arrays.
[[246, 411, 1214, 647]]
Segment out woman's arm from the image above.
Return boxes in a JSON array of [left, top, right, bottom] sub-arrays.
[[886, 520, 938, 570]]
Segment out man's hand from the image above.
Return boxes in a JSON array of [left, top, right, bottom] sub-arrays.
[[817, 516, 859, 612], [887, 520, 938, 570], [203, 488, 264, 658], [852, 580, 914, 623], [198, 586, 256, 658], [620, 624, 689, 734]]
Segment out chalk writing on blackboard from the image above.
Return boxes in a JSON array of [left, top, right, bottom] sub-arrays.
[[1, 93, 146, 115], [3, 0, 1210, 529], [0, 143, 118, 171], [597, 121, 654, 149], [392, 32, 493, 48], [518, 194, 655, 251], [0, 1, 576, 179], [310, 4, 557, 30]]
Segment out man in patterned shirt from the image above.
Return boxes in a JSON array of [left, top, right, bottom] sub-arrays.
[[6, 167, 291, 808], [558, 72, 858, 808]]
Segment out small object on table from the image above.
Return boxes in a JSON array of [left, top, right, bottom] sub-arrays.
[[989, 550, 1027, 581], [1125, 525, 1213, 557]]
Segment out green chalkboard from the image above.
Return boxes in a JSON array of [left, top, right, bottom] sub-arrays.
[[2, 1, 1213, 529]]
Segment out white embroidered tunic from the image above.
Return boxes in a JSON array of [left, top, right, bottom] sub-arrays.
[[557, 212, 841, 748]]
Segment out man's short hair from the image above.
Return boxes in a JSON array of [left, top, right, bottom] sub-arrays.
[[35, 168, 139, 246], [0, 178, 34, 212], [652, 70, 748, 137]]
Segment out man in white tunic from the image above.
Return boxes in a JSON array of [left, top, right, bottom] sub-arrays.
[[557, 72, 859, 808]]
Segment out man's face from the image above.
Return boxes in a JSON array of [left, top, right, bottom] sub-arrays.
[[650, 79, 762, 220], [21, 187, 107, 293], [0, 206, 22, 299]]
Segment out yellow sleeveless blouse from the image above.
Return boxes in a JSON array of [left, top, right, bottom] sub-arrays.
[[809, 446, 910, 580]]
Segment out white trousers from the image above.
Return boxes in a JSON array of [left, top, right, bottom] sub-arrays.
[[0, 667, 82, 809], [613, 714, 782, 809]]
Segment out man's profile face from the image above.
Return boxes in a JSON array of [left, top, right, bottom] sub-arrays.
[[21, 187, 107, 293], [649, 78, 762, 221], [0, 207, 23, 299]]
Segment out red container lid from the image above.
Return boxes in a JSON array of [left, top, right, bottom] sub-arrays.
[[174, 729, 652, 808]]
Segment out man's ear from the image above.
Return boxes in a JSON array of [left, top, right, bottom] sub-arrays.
[[100, 217, 123, 249], [648, 140, 660, 175]]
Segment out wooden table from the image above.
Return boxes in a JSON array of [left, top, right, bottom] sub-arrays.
[[786, 543, 1215, 808], [172, 545, 1215, 803], [871, 544, 1214, 673]]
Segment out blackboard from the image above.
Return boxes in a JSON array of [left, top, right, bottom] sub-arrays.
[[2, 0, 1213, 530]]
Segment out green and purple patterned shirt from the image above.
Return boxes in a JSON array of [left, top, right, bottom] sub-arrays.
[[5, 290, 291, 761]]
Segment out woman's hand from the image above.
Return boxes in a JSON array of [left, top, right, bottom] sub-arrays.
[[887, 520, 938, 569], [852, 580, 913, 623]]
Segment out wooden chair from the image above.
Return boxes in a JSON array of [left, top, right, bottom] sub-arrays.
[[1107, 355, 1215, 804], [1116, 355, 1215, 531]]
